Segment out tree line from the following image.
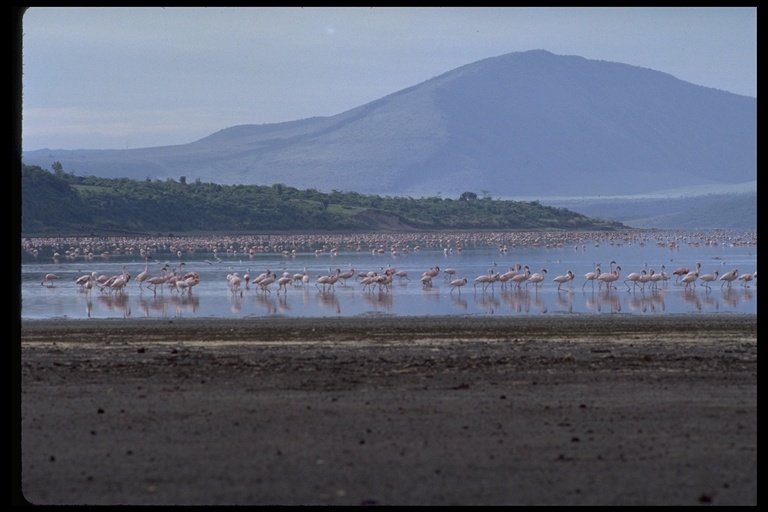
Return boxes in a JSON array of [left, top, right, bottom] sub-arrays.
[[20, 163, 625, 236]]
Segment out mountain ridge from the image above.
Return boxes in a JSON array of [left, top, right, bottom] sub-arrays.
[[22, 49, 756, 229]]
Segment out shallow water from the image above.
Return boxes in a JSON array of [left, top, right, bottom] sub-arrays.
[[21, 231, 756, 319]]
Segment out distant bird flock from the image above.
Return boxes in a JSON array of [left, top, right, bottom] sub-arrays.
[[26, 230, 756, 298]]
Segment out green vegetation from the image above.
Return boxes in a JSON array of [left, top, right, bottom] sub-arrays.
[[21, 163, 625, 236]]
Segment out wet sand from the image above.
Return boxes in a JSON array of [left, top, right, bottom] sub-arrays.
[[18, 314, 757, 505]]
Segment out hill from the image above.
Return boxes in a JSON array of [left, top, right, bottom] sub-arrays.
[[20, 164, 625, 237], [21, 50, 756, 229]]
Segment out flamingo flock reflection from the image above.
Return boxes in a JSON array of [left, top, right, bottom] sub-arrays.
[[24, 229, 756, 319]]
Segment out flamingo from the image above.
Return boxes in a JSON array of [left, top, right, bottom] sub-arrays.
[[719, 268, 739, 288], [361, 272, 379, 291], [75, 274, 92, 290], [497, 264, 521, 290], [698, 270, 719, 290], [598, 266, 621, 290], [511, 266, 531, 289], [109, 268, 130, 295], [253, 270, 272, 286], [526, 268, 547, 289], [326, 268, 342, 291], [176, 277, 189, 293], [376, 273, 394, 292], [639, 269, 656, 290], [277, 274, 292, 293], [624, 269, 645, 291], [41, 273, 59, 287], [737, 272, 754, 288], [680, 269, 699, 290], [656, 265, 670, 288], [338, 267, 356, 285], [449, 277, 468, 294], [420, 274, 433, 288], [553, 270, 574, 291], [394, 270, 411, 282], [135, 256, 153, 289], [316, 269, 340, 292], [672, 265, 691, 283], [185, 275, 200, 291], [293, 268, 307, 286], [444, 268, 457, 280], [228, 273, 242, 294], [259, 273, 277, 293], [474, 269, 497, 292], [680, 263, 701, 288], [147, 275, 167, 294], [582, 267, 601, 290]]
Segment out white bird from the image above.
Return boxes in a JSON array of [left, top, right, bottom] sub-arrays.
[[737, 272, 754, 288], [135, 256, 153, 289], [316, 269, 340, 291], [598, 266, 621, 290], [449, 277, 468, 294], [361, 272, 379, 291], [511, 267, 531, 289], [41, 273, 59, 287], [259, 273, 277, 293], [582, 267, 601, 290], [394, 270, 411, 282], [639, 269, 656, 290], [276, 275, 293, 293], [376, 273, 394, 292], [680, 270, 699, 290], [698, 270, 719, 290], [553, 270, 574, 291], [337, 267, 356, 285], [526, 268, 547, 289], [75, 274, 92, 290], [624, 269, 645, 291], [719, 269, 739, 288], [680, 263, 701, 288], [474, 269, 497, 291]]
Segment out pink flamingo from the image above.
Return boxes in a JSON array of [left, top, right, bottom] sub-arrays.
[[449, 277, 468, 294], [526, 268, 547, 289], [719, 268, 739, 288], [598, 266, 621, 290], [41, 273, 59, 287], [582, 266, 601, 290], [698, 270, 719, 290], [553, 270, 574, 291]]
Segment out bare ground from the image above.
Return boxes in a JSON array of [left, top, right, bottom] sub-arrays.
[[17, 314, 757, 506]]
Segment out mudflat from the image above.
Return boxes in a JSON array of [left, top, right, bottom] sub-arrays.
[[18, 314, 757, 506]]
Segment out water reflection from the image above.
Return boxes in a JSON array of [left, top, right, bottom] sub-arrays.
[[626, 289, 666, 313], [96, 292, 132, 318], [169, 293, 200, 317], [554, 290, 574, 313], [362, 289, 394, 311], [316, 290, 341, 314], [475, 292, 500, 315], [20, 232, 757, 320], [254, 293, 277, 315]]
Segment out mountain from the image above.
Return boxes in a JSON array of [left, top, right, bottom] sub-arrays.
[[22, 50, 756, 226]]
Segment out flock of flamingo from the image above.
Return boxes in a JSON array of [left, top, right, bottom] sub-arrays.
[[39, 257, 755, 299]]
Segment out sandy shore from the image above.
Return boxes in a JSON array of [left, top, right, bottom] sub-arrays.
[[17, 314, 757, 505]]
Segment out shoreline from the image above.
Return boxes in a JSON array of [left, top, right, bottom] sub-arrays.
[[18, 314, 757, 505]]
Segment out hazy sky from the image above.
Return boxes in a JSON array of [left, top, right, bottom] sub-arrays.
[[20, 6, 756, 152]]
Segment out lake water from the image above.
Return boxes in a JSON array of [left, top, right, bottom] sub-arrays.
[[20, 230, 757, 320]]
